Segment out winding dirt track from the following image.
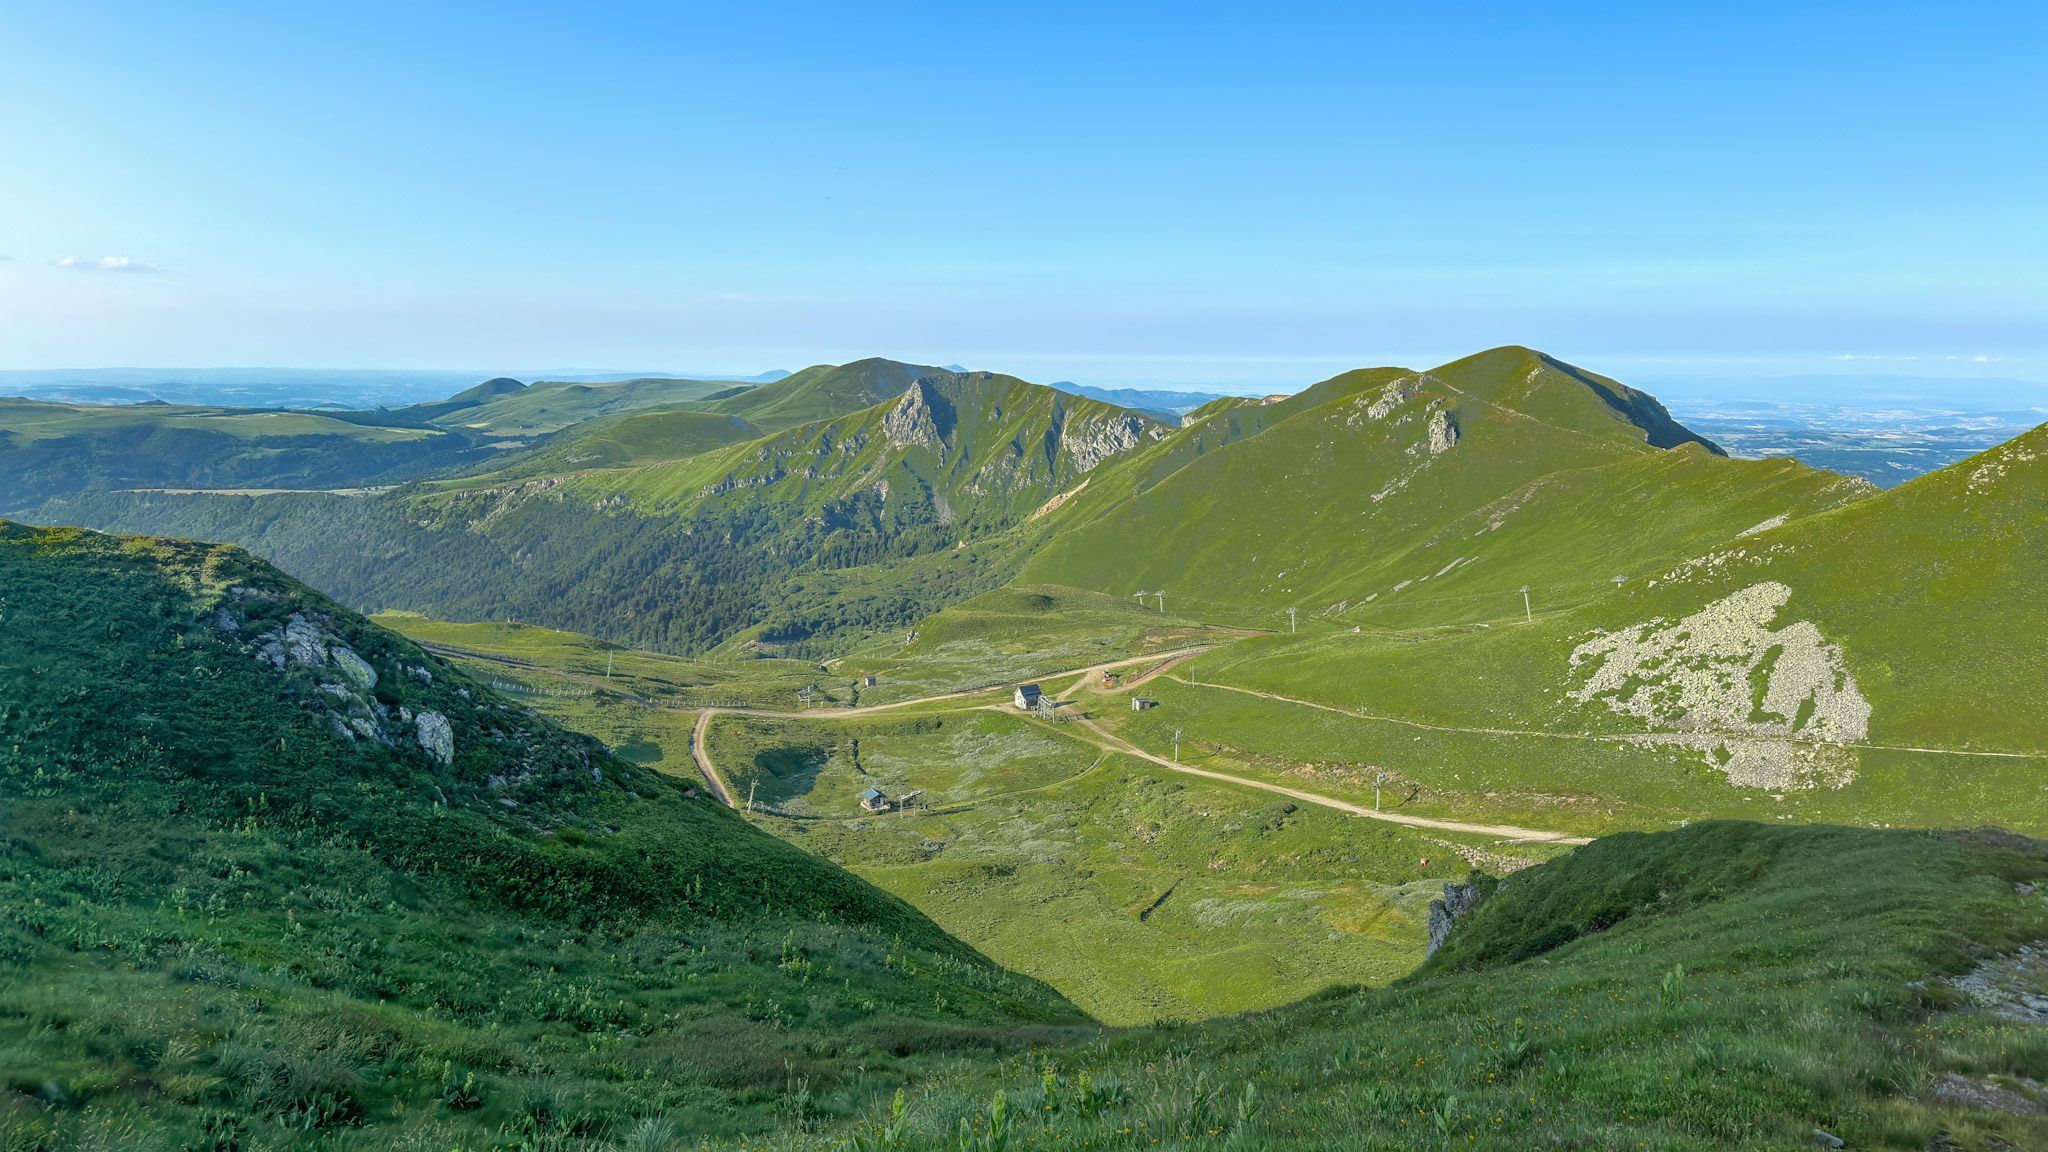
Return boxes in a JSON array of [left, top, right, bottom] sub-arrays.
[[429, 639, 1589, 842], [1059, 717, 1590, 844], [688, 709, 733, 806]]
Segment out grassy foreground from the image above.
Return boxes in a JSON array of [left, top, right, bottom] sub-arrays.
[[731, 821, 2048, 1152], [0, 522, 1087, 1150]]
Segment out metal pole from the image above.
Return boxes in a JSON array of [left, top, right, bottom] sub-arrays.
[[1521, 585, 1531, 624], [1375, 771, 1384, 810], [1173, 728, 1182, 763], [1288, 608, 1297, 633]]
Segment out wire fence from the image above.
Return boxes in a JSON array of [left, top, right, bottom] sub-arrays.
[[489, 679, 594, 699], [1107, 577, 1635, 625]]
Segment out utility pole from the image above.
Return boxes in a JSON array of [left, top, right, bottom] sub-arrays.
[[1156, 591, 1165, 613], [1172, 728, 1182, 763], [1288, 608, 1297, 633], [1521, 585, 1531, 624], [747, 780, 756, 813], [1375, 771, 1385, 810], [605, 651, 614, 681]]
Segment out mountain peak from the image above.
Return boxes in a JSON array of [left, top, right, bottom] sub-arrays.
[[1431, 347, 1723, 455], [883, 376, 956, 449]]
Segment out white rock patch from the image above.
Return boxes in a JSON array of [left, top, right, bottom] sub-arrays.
[[1568, 582, 1870, 789], [1737, 513, 1788, 537]]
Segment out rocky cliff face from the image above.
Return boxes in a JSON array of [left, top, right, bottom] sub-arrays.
[[1059, 411, 1163, 473], [883, 378, 955, 452]]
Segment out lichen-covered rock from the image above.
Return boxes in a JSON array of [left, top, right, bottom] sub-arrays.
[[416, 711, 455, 766], [330, 646, 377, 692]]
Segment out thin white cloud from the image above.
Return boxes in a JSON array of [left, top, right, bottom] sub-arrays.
[[58, 255, 161, 272]]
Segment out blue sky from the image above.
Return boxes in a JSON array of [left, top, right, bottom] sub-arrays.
[[2, 1, 2044, 391]]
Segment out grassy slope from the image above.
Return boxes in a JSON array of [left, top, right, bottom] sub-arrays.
[[1021, 352, 1859, 627], [706, 710, 1470, 1025], [699, 358, 941, 432], [0, 522, 1086, 1148], [1135, 424, 2046, 838], [368, 613, 840, 781], [385, 600, 1461, 1023], [458, 408, 768, 481], [747, 821, 2048, 1151], [1429, 345, 1724, 452], [838, 583, 1252, 704]]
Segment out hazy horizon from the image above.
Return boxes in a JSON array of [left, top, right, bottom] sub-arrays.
[[5, 4, 2045, 384]]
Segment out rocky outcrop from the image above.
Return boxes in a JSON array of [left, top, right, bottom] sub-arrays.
[[1359, 375, 1431, 421], [1426, 879, 1486, 957], [1427, 409, 1459, 454], [242, 609, 451, 760], [884, 379, 955, 452], [283, 614, 326, 666], [1060, 412, 1158, 474]]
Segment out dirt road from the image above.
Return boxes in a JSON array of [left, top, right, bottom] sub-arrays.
[[432, 639, 1589, 841], [1065, 717, 1590, 844], [689, 710, 734, 806]]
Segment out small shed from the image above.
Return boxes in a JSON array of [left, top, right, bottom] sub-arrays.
[[862, 675, 878, 687], [859, 787, 889, 812], [1131, 697, 1158, 711], [1014, 683, 1042, 709]]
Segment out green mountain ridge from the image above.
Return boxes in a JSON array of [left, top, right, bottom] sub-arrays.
[[1020, 353, 1828, 623], [24, 363, 1177, 656]]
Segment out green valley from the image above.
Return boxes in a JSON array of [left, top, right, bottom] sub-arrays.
[[5, 345, 2045, 1151]]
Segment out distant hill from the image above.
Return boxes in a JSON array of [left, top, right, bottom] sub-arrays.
[[396, 374, 760, 433], [1049, 383, 1254, 422], [0, 373, 780, 510], [0, 397, 508, 514]]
